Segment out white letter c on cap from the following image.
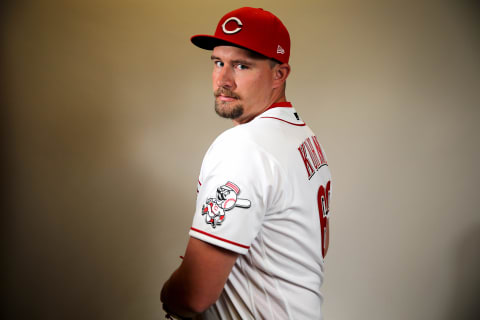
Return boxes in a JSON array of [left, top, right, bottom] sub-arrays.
[[222, 17, 243, 34]]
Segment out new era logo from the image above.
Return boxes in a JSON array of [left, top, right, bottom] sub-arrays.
[[277, 45, 285, 54]]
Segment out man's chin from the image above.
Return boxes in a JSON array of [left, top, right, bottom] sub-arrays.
[[214, 101, 244, 119]]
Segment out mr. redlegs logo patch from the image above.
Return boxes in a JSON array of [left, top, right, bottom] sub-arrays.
[[202, 181, 251, 228]]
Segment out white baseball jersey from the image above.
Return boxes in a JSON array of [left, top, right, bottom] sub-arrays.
[[190, 102, 332, 320]]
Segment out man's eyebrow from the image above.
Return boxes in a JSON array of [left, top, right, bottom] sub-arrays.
[[210, 55, 254, 66], [231, 59, 254, 66]]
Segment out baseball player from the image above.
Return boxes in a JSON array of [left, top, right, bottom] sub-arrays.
[[161, 7, 332, 320]]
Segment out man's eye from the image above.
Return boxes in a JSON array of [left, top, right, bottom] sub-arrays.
[[236, 64, 248, 70], [214, 61, 224, 67]]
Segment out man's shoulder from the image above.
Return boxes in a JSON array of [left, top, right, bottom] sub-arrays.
[[203, 123, 273, 167], [211, 123, 259, 148]]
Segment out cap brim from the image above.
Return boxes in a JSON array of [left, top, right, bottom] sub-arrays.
[[191, 34, 249, 51], [190, 34, 284, 64]]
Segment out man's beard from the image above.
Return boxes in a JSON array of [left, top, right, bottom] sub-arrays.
[[214, 88, 244, 120]]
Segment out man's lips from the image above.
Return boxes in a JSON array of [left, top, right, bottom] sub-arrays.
[[217, 94, 238, 102], [218, 96, 236, 102]]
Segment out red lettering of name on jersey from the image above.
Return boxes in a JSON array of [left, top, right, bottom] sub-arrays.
[[298, 143, 315, 179], [312, 136, 326, 165], [298, 136, 328, 179]]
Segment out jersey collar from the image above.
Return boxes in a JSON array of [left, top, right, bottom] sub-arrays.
[[257, 101, 306, 126], [264, 101, 293, 111]]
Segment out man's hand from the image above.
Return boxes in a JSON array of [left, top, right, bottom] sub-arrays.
[[161, 237, 239, 317]]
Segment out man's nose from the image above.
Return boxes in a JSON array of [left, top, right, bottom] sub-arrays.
[[216, 66, 234, 88]]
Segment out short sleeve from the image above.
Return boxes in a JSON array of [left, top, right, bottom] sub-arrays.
[[189, 129, 281, 254]]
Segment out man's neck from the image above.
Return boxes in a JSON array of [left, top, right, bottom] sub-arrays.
[[272, 96, 287, 104], [232, 95, 288, 126]]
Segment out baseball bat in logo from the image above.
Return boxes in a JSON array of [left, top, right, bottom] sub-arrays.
[[201, 181, 251, 228], [222, 17, 243, 35]]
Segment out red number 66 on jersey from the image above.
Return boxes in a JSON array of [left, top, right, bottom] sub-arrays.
[[317, 180, 331, 258]]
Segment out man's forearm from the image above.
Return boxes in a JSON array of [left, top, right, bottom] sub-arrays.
[[161, 270, 200, 318], [160, 238, 239, 318]]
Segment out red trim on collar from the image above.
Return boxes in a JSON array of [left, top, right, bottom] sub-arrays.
[[260, 117, 306, 126], [265, 101, 292, 111]]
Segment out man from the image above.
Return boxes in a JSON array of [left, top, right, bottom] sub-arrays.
[[161, 7, 332, 320]]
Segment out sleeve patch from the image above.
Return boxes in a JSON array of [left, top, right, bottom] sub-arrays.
[[201, 181, 251, 228]]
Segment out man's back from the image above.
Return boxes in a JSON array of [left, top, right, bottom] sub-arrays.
[[192, 103, 332, 319]]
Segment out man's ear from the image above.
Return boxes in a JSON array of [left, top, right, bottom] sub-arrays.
[[272, 63, 291, 89]]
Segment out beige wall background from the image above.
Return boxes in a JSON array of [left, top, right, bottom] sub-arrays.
[[2, 0, 479, 319]]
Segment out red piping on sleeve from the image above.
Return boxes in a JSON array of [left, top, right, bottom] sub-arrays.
[[190, 227, 250, 249]]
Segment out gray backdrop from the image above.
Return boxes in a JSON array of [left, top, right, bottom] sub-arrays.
[[3, 0, 479, 319]]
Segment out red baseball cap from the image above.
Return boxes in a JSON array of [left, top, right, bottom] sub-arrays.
[[191, 7, 290, 64]]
